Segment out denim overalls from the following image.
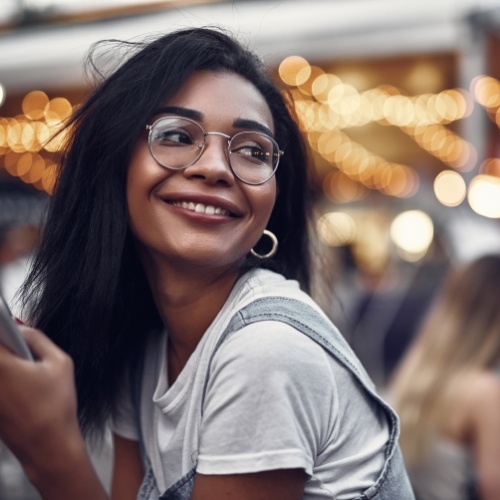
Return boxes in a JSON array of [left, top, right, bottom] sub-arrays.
[[135, 296, 415, 499]]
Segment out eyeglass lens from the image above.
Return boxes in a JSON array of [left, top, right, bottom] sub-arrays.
[[148, 116, 279, 185]]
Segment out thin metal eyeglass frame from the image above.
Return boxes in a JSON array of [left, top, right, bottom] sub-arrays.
[[145, 116, 284, 186]]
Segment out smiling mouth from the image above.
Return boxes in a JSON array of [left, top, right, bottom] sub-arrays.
[[170, 201, 233, 216]]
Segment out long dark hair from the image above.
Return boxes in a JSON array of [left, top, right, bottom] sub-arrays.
[[21, 27, 315, 436]]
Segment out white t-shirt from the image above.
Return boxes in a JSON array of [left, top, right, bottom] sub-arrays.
[[112, 269, 390, 499]]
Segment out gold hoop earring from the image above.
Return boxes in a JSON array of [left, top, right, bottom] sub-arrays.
[[251, 230, 278, 259]]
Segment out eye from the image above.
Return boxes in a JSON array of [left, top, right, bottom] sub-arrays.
[[236, 145, 266, 160], [154, 127, 194, 147], [231, 136, 272, 165]]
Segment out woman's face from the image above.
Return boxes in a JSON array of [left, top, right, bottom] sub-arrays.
[[127, 70, 278, 271]]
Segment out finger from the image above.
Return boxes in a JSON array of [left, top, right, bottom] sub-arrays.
[[21, 328, 63, 361], [0, 343, 15, 357], [0, 339, 32, 363]]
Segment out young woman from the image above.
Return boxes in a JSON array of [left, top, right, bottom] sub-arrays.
[[0, 27, 414, 499], [391, 255, 500, 500]]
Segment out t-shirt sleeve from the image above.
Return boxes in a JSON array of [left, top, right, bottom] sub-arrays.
[[196, 321, 338, 476], [110, 374, 140, 441]]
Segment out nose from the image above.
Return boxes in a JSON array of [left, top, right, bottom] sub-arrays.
[[183, 134, 235, 186]]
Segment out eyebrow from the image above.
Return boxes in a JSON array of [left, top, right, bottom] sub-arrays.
[[233, 118, 274, 138], [154, 106, 275, 138], [155, 106, 202, 121]]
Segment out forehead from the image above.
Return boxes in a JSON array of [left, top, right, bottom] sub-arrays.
[[164, 71, 274, 132]]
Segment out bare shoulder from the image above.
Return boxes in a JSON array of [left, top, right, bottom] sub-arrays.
[[463, 370, 500, 404], [463, 371, 500, 499], [462, 370, 500, 426], [444, 370, 500, 442]]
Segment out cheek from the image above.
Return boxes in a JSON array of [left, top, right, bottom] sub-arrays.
[[126, 140, 166, 206], [260, 181, 278, 224], [126, 143, 158, 236]]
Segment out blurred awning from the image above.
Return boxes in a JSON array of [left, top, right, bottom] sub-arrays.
[[1, 0, 500, 92]]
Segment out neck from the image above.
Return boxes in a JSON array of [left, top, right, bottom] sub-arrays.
[[158, 266, 240, 341], [141, 256, 242, 381]]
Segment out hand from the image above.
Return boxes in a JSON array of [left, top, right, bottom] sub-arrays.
[[0, 327, 81, 481]]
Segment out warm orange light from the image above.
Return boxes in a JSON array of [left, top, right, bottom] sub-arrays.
[[22, 90, 49, 120], [317, 212, 357, 246], [324, 170, 366, 202], [297, 66, 325, 97], [44, 97, 73, 125], [471, 75, 500, 109], [468, 175, 500, 218], [42, 161, 58, 194], [434, 170, 466, 207], [480, 158, 500, 177], [26, 154, 46, 184], [279, 56, 311, 87]]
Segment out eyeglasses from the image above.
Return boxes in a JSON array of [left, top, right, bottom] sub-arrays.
[[145, 116, 283, 185]]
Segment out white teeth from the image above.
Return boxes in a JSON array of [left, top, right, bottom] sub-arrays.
[[172, 201, 230, 216]]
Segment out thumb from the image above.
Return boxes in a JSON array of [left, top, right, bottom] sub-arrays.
[[21, 327, 65, 361]]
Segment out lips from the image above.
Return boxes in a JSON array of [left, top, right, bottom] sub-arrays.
[[159, 191, 245, 218], [171, 201, 232, 216]]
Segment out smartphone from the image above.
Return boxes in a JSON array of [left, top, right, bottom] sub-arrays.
[[0, 293, 34, 361]]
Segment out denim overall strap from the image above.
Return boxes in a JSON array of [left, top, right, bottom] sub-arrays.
[[201, 296, 415, 500]]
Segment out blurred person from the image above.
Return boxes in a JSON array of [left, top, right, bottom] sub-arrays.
[[391, 254, 500, 500], [0, 27, 413, 499]]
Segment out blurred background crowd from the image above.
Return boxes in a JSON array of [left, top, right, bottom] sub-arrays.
[[1, 1, 500, 498]]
